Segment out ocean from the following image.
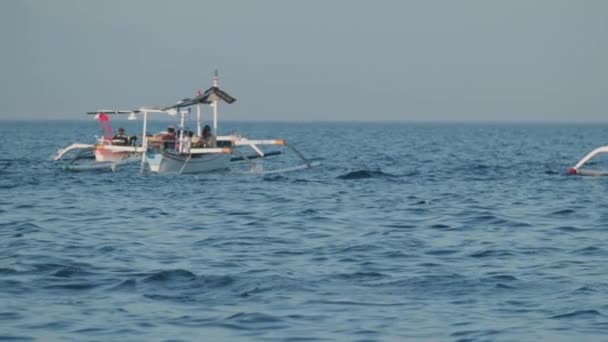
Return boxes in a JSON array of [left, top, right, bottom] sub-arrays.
[[1, 120, 607, 341]]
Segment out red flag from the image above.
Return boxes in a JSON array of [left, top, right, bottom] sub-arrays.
[[97, 112, 113, 140]]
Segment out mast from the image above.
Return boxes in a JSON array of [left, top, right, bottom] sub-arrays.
[[140, 110, 148, 174], [196, 90, 202, 136], [212, 69, 219, 134]]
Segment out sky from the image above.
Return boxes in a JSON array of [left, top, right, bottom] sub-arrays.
[[1, 0, 607, 122]]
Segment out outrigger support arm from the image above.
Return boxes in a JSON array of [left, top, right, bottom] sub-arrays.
[[283, 141, 313, 168], [179, 154, 193, 175], [230, 149, 256, 169], [52, 143, 95, 161], [218, 135, 315, 169], [230, 139, 286, 146]]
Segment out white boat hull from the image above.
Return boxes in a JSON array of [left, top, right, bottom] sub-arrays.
[[94, 149, 136, 163], [146, 151, 230, 174], [568, 146, 608, 175]]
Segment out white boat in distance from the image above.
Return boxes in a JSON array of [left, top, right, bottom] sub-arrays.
[[568, 146, 608, 176], [53, 72, 318, 175]]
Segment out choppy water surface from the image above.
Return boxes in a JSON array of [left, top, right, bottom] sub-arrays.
[[1, 120, 608, 341]]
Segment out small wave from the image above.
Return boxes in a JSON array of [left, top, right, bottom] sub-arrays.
[[0, 159, 14, 171], [300, 208, 318, 215], [27, 263, 71, 274], [0, 268, 18, 275], [164, 315, 215, 328], [330, 271, 386, 280], [305, 299, 402, 307], [189, 312, 289, 332], [43, 283, 99, 291], [469, 249, 514, 258], [550, 209, 575, 216], [15, 204, 36, 209], [425, 249, 460, 256], [450, 329, 500, 339], [141, 270, 235, 290], [487, 274, 519, 282], [556, 226, 587, 232], [96, 245, 116, 253], [382, 251, 412, 259], [13, 222, 42, 232], [236, 275, 316, 299], [143, 293, 194, 301], [71, 327, 105, 334], [495, 283, 515, 289], [453, 163, 511, 179], [472, 163, 490, 170], [403, 170, 420, 177], [383, 223, 416, 230], [0, 312, 23, 321], [0, 335, 34, 341], [226, 210, 254, 216], [226, 312, 283, 324], [0, 222, 42, 237], [336, 170, 395, 180], [108, 278, 137, 291], [142, 269, 197, 282], [570, 286, 597, 294], [0, 183, 19, 190], [0, 280, 27, 294], [51, 266, 94, 278], [132, 207, 168, 216], [469, 214, 508, 224], [570, 246, 605, 256], [262, 174, 288, 182], [429, 223, 452, 230], [379, 273, 484, 297], [550, 310, 602, 319], [338, 244, 382, 253]]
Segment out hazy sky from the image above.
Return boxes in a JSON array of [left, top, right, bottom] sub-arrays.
[[1, 0, 607, 122]]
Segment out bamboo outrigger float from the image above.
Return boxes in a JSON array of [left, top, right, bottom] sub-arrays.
[[53, 72, 319, 174]]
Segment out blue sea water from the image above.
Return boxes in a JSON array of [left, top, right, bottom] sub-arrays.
[[1, 120, 608, 341]]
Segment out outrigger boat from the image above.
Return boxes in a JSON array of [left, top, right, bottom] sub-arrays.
[[52, 110, 143, 171], [53, 72, 319, 175], [568, 146, 608, 176]]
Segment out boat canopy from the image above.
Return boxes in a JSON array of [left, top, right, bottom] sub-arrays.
[[198, 86, 236, 104], [162, 86, 236, 110], [86, 110, 133, 115]]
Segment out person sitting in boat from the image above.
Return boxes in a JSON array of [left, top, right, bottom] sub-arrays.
[[112, 128, 137, 146], [201, 125, 216, 148], [112, 128, 129, 146], [161, 126, 176, 150]]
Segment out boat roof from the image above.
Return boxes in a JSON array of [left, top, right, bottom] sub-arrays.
[[86, 107, 168, 115], [86, 110, 133, 115], [162, 86, 236, 110]]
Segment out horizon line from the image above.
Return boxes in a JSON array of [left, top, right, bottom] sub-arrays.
[[2, 116, 608, 125]]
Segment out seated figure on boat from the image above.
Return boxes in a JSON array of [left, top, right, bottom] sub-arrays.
[[191, 125, 216, 148], [201, 125, 216, 148], [161, 126, 176, 150], [112, 128, 130, 146]]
